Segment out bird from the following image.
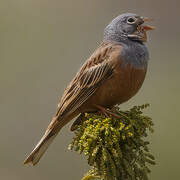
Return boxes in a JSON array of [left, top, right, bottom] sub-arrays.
[[24, 13, 154, 166]]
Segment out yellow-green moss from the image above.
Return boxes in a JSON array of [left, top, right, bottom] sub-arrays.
[[69, 104, 155, 180]]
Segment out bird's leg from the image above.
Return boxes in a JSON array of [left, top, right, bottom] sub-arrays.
[[96, 106, 109, 117], [94, 104, 120, 118]]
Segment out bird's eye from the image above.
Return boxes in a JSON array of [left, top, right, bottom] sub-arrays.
[[127, 17, 136, 24]]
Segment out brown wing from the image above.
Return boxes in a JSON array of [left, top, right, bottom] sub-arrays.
[[56, 42, 120, 119]]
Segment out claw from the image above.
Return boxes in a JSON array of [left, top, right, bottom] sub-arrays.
[[94, 104, 120, 118]]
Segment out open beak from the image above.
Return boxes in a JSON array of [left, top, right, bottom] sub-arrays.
[[127, 16, 155, 42], [141, 17, 155, 31]]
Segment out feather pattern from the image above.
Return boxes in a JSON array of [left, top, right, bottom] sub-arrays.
[[24, 13, 152, 166], [55, 42, 116, 119]]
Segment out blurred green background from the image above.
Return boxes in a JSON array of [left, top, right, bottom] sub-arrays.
[[0, 0, 180, 179]]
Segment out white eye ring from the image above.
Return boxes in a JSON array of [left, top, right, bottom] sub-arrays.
[[127, 17, 136, 24]]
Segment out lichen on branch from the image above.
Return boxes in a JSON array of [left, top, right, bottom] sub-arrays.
[[69, 104, 155, 180]]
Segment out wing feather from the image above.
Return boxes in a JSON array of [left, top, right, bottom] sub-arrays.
[[56, 42, 119, 119]]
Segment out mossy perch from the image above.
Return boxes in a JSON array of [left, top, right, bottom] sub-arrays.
[[69, 104, 155, 180]]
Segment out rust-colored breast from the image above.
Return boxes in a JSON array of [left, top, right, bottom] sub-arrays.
[[89, 60, 147, 108], [77, 43, 147, 112]]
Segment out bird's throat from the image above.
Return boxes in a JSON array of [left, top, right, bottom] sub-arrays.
[[120, 42, 149, 69]]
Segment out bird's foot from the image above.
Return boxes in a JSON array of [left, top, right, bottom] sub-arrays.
[[94, 104, 120, 119]]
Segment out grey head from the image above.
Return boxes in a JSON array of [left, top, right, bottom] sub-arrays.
[[104, 13, 154, 44], [104, 13, 154, 68]]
